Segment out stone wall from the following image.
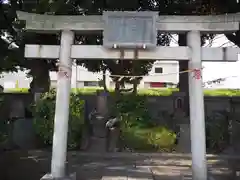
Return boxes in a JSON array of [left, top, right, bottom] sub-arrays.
[[147, 96, 234, 118], [0, 93, 33, 120], [83, 95, 239, 123], [2, 93, 238, 122]]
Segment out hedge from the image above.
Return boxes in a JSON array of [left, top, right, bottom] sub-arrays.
[[5, 87, 240, 96]]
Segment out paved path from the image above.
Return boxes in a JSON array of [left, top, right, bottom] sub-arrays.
[[0, 151, 237, 180]]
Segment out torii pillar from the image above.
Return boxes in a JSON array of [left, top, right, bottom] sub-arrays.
[[188, 31, 207, 180], [42, 30, 76, 180], [175, 31, 207, 180]]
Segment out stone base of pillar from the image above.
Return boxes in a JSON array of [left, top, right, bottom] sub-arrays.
[[107, 128, 120, 152], [88, 137, 107, 152], [182, 172, 216, 180], [182, 175, 216, 180], [41, 173, 76, 180], [176, 124, 191, 153], [230, 120, 240, 153], [34, 92, 42, 102]]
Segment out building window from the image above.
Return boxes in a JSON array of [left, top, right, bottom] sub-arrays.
[[154, 67, 163, 73], [84, 81, 99, 87]]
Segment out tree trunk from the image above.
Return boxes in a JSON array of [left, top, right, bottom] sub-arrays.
[[115, 80, 120, 93], [178, 34, 190, 116], [133, 78, 138, 95], [131, 58, 139, 95], [102, 67, 108, 91], [29, 60, 50, 93]]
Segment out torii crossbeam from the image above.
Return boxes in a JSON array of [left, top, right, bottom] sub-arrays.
[[25, 44, 240, 61]]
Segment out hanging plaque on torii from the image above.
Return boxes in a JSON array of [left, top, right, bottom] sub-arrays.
[[103, 11, 157, 49]]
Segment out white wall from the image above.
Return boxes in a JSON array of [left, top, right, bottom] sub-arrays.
[[0, 70, 31, 89], [143, 61, 179, 84]]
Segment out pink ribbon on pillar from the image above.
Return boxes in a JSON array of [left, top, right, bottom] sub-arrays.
[[193, 69, 202, 80]]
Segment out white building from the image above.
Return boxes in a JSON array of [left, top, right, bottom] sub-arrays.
[[0, 61, 179, 89], [142, 61, 178, 88]]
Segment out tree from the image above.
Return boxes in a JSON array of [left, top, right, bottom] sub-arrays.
[[0, 1, 53, 91], [0, 0, 234, 95], [0, 1, 22, 73], [214, 1, 240, 46], [0, 0, 170, 94]]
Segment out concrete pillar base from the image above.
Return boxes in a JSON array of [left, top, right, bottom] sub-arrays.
[[182, 172, 216, 180], [88, 137, 107, 152], [176, 124, 191, 153], [41, 173, 76, 180]]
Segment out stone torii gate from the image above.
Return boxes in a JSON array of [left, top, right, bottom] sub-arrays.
[[17, 11, 240, 180]]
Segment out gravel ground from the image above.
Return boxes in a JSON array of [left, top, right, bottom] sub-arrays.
[[0, 150, 237, 180]]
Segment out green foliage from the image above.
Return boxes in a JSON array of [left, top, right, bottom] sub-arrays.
[[7, 88, 240, 97], [204, 89, 240, 96], [120, 114, 176, 152], [116, 95, 152, 127], [31, 89, 177, 151], [73, 87, 103, 94], [84, 88, 240, 96], [32, 90, 85, 149], [205, 110, 230, 153], [4, 88, 29, 93], [116, 96, 176, 152]]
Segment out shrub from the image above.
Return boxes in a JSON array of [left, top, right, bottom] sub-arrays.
[[118, 99, 176, 152], [32, 90, 85, 149], [205, 110, 230, 153], [120, 120, 176, 152], [116, 95, 152, 127]]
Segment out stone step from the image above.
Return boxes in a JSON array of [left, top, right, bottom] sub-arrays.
[[101, 166, 153, 180]]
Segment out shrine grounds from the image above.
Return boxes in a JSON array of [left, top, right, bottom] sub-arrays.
[[1, 88, 240, 179], [0, 150, 238, 180]]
